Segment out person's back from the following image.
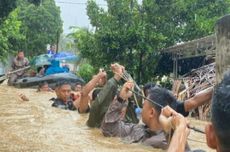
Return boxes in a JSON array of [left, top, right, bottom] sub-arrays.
[[87, 77, 120, 128], [86, 63, 124, 128], [101, 84, 180, 150]]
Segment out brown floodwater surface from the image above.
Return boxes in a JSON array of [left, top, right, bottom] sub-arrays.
[[0, 82, 214, 152]]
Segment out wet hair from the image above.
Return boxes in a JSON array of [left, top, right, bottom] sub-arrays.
[[55, 80, 71, 89], [92, 88, 102, 101], [17, 50, 24, 53], [75, 82, 82, 87], [211, 71, 230, 151], [148, 86, 177, 115], [143, 82, 156, 96], [37, 81, 48, 91], [37, 67, 43, 73]]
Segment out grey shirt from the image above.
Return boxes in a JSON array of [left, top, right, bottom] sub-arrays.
[[101, 98, 168, 150]]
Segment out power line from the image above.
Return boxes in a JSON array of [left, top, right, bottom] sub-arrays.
[[56, 1, 107, 6], [56, 1, 225, 8]]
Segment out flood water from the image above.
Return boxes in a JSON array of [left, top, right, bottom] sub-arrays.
[[0, 81, 214, 152]]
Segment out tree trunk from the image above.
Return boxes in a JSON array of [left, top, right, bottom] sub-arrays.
[[128, 47, 134, 77], [137, 51, 143, 84], [215, 14, 230, 84]]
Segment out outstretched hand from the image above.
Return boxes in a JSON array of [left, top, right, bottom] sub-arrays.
[[119, 81, 134, 101], [97, 68, 107, 79], [111, 63, 125, 81], [160, 106, 190, 152], [18, 93, 29, 101], [159, 106, 189, 133]]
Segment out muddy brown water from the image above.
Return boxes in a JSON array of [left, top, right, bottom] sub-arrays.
[[0, 82, 214, 152]]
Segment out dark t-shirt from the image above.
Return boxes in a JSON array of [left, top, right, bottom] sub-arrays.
[[171, 101, 189, 117], [51, 98, 76, 111]]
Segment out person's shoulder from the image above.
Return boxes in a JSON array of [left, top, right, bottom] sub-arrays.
[[13, 56, 17, 60], [51, 98, 63, 106], [175, 100, 189, 117], [24, 57, 29, 62]]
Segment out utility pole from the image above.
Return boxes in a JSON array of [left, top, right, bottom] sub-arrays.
[[215, 14, 230, 83]]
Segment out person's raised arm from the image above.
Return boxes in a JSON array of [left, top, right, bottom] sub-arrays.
[[90, 63, 125, 106], [87, 63, 125, 127], [184, 87, 213, 112], [78, 69, 107, 113], [159, 106, 190, 152]]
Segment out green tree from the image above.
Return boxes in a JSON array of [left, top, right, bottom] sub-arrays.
[[71, 0, 230, 83], [17, 0, 63, 56], [183, 0, 229, 41], [77, 63, 96, 82], [0, 9, 24, 62], [0, 0, 17, 23]]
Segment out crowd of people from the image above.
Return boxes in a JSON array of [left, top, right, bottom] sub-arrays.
[[5, 50, 230, 152]]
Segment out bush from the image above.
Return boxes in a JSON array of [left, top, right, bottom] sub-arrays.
[[152, 75, 173, 90], [77, 63, 95, 82]]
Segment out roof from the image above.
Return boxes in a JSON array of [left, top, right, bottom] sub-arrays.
[[162, 35, 216, 59]]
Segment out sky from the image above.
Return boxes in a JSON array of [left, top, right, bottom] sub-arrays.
[[55, 0, 107, 34], [55, 0, 142, 34]]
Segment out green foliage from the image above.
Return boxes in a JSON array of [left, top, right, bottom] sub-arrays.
[[0, 0, 63, 62], [27, 0, 41, 6], [0, 0, 17, 23], [67, 0, 230, 83], [152, 75, 173, 90], [77, 63, 96, 82], [17, 0, 63, 56], [0, 9, 24, 62]]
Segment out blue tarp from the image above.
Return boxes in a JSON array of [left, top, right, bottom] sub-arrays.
[[45, 60, 69, 76], [52, 52, 79, 62]]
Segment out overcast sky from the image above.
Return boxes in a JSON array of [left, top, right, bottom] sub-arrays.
[[55, 0, 142, 34], [55, 0, 107, 34]]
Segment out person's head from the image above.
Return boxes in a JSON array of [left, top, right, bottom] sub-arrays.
[[55, 80, 72, 103], [141, 86, 177, 131], [74, 83, 82, 92], [17, 51, 25, 59], [205, 71, 230, 152], [50, 45, 56, 52], [143, 82, 156, 97], [37, 67, 43, 73], [98, 77, 107, 87], [38, 82, 49, 92]]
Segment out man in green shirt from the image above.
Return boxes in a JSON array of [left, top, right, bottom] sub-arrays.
[[87, 63, 124, 128]]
